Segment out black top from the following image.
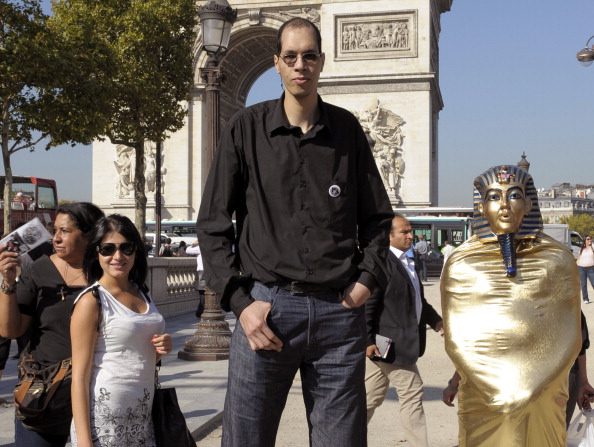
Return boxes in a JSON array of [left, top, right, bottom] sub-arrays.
[[197, 95, 393, 316], [17, 255, 85, 365]]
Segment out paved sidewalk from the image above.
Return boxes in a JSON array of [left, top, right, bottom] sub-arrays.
[[0, 313, 235, 447]]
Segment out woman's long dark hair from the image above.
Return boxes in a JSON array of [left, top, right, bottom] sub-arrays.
[[84, 214, 148, 290]]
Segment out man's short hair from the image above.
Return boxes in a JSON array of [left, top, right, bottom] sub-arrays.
[[276, 17, 322, 54], [391, 213, 408, 230]]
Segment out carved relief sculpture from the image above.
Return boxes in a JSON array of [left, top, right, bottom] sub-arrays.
[[279, 7, 320, 26], [113, 143, 162, 200], [335, 11, 417, 60], [114, 145, 134, 199], [354, 99, 405, 204]]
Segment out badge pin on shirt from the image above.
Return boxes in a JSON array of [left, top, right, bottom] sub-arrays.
[[328, 185, 341, 198]]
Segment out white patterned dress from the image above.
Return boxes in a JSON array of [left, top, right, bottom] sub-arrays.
[[70, 283, 165, 447]]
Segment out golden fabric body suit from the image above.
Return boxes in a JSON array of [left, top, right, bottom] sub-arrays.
[[441, 234, 580, 446]]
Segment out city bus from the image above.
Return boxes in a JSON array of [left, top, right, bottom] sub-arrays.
[[145, 220, 196, 244], [398, 207, 473, 275], [0, 176, 58, 232]]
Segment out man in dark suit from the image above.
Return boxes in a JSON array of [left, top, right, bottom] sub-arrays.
[[365, 214, 443, 447]]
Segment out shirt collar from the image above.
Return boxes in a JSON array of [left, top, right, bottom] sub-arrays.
[[268, 93, 331, 136], [389, 246, 406, 260]]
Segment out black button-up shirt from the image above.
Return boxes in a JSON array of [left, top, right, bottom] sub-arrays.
[[197, 95, 393, 316]]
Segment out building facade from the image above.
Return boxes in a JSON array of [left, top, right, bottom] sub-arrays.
[[91, 0, 454, 223]]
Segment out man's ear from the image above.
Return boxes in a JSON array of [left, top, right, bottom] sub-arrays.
[[477, 202, 484, 216], [273, 54, 280, 74]]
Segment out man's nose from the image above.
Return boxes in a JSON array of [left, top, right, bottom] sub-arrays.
[[293, 55, 306, 69]]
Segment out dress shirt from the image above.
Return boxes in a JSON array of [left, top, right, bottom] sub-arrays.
[[197, 95, 393, 316], [390, 246, 422, 323]]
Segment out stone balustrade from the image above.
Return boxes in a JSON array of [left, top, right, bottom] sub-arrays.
[[146, 257, 200, 318]]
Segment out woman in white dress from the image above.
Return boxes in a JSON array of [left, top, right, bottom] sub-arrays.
[[70, 215, 172, 447]]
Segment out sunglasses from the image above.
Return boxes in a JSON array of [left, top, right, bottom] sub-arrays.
[[97, 242, 136, 257], [279, 52, 321, 67]]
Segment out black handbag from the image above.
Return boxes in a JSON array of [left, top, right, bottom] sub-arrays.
[[14, 353, 72, 434], [152, 370, 194, 447]]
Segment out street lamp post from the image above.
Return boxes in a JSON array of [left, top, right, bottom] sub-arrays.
[[577, 36, 594, 66], [178, 0, 236, 361]]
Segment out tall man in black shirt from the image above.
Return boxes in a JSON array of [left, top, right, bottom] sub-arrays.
[[197, 17, 393, 447]]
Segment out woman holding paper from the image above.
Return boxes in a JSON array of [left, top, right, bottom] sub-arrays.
[[0, 202, 104, 447]]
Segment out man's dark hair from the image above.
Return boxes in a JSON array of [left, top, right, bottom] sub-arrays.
[[276, 17, 322, 54]]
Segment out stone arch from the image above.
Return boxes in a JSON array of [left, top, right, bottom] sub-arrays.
[[92, 1, 453, 221], [193, 13, 289, 125]]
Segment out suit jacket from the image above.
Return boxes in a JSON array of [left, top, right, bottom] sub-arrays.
[[365, 250, 442, 366]]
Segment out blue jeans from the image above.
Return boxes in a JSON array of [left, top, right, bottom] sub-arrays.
[[579, 266, 594, 301], [14, 418, 68, 447], [222, 282, 367, 447]]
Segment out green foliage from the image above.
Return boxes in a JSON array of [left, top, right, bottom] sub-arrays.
[[50, 0, 197, 143], [50, 0, 198, 232], [559, 214, 594, 237], [1, 0, 50, 233], [1, 0, 49, 152], [1, 0, 198, 233]]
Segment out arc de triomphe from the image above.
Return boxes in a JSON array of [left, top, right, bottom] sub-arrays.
[[92, 0, 453, 222]]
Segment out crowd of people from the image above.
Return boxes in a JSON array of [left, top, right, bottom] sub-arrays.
[[1, 15, 593, 447]]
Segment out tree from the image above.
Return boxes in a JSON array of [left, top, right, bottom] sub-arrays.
[[1, 0, 113, 235], [560, 214, 594, 238], [50, 0, 198, 235], [0, 0, 49, 235]]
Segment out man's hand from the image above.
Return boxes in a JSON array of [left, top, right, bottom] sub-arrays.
[[442, 371, 460, 407], [341, 282, 371, 309], [435, 320, 444, 336], [239, 300, 283, 352], [366, 344, 380, 359], [578, 380, 594, 411]]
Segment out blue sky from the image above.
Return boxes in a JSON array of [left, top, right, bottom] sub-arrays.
[[6, 1, 594, 206]]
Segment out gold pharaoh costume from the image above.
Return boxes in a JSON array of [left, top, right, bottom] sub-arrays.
[[441, 165, 581, 447]]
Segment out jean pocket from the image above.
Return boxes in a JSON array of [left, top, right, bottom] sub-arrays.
[[250, 281, 275, 304]]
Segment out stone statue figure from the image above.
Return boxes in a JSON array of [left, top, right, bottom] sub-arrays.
[[113, 143, 162, 199], [441, 165, 581, 446], [114, 145, 134, 198], [145, 143, 157, 193], [355, 99, 405, 202]]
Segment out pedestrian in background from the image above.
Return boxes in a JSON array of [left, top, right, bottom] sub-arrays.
[[365, 214, 443, 447], [176, 240, 188, 257], [414, 234, 428, 282], [159, 238, 173, 257], [577, 235, 594, 304]]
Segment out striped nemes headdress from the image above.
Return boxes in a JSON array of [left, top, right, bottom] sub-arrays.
[[472, 165, 543, 242]]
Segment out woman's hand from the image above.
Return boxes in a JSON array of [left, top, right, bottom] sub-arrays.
[[0, 244, 20, 285], [152, 333, 172, 358]]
